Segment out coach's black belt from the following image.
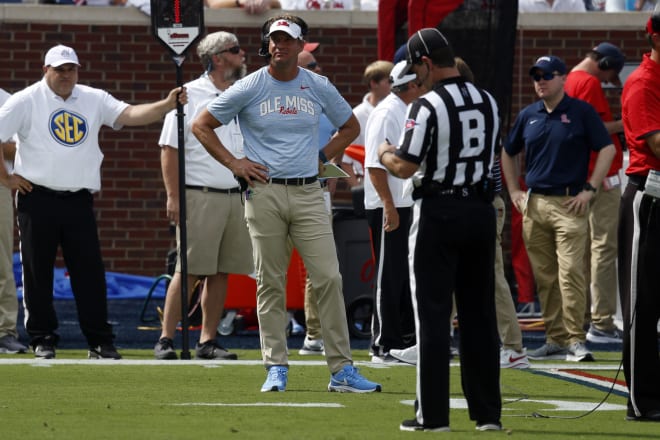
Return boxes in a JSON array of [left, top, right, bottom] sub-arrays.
[[530, 185, 582, 196], [627, 174, 646, 191], [31, 184, 87, 198], [268, 177, 317, 186], [186, 185, 241, 194]]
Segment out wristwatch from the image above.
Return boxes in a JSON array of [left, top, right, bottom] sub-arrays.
[[583, 182, 597, 192]]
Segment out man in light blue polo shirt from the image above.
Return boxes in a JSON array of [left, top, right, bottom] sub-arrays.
[[192, 14, 381, 394]]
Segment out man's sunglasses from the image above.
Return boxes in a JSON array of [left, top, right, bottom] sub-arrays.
[[532, 72, 559, 82], [218, 46, 241, 55], [306, 61, 318, 69]]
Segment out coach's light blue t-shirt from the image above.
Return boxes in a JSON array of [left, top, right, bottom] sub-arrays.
[[207, 66, 352, 179]]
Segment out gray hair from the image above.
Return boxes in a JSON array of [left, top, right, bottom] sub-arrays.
[[196, 31, 239, 68]]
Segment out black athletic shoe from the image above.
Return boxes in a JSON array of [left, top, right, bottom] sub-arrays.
[[34, 344, 56, 359], [88, 344, 122, 359], [626, 409, 660, 422], [399, 419, 450, 432], [195, 340, 238, 360], [154, 337, 177, 360]]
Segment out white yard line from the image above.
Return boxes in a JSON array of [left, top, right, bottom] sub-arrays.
[[0, 358, 623, 369]]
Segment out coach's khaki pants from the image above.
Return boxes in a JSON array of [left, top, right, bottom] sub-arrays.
[[245, 182, 351, 373], [300, 188, 332, 341], [523, 194, 589, 346]]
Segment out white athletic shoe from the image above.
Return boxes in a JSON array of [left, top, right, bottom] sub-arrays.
[[389, 345, 418, 365], [566, 341, 594, 362], [298, 335, 324, 356], [500, 348, 530, 369]]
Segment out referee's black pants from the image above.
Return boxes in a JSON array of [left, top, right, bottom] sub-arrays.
[[618, 183, 660, 417], [410, 196, 501, 427], [17, 188, 114, 348], [365, 207, 415, 354]]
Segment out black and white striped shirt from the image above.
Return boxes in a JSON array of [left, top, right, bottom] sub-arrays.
[[397, 76, 500, 191]]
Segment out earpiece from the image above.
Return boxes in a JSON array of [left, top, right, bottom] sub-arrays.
[[597, 54, 624, 73], [598, 56, 614, 71], [258, 16, 276, 57]]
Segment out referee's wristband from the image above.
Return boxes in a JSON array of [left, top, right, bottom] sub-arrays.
[[379, 149, 394, 163], [319, 150, 328, 163]]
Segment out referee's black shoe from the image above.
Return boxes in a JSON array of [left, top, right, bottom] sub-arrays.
[[400, 419, 450, 432], [34, 344, 56, 359], [88, 344, 122, 359], [626, 409, 660, 422]]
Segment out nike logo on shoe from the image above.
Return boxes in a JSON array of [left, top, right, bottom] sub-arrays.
[[508, 354, 526, 363]]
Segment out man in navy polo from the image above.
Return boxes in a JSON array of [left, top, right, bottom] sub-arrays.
[[501, 55, 615, 363]]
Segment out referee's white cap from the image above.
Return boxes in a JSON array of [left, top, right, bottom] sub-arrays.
[[45, 45, 80, 68]]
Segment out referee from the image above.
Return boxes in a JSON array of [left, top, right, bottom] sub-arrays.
[[379, 28, 502, 432]]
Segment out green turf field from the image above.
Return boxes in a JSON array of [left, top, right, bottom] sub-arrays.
[[0, 350, 655, 439]]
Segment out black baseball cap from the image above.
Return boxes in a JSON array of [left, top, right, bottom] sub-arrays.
[[407, 28, 451, 63], [400, 28, 453, 78]]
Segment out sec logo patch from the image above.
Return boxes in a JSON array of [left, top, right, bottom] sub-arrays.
[[50, 109, 88, 147]]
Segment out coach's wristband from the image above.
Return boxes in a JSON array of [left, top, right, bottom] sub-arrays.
[[319, 150, 328, 163]]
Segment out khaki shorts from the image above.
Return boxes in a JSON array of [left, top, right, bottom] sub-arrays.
[[175, 189, 253, 276]]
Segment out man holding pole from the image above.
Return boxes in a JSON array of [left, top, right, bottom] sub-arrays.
[[0, 44, 185, 359], [154, 31, 254, 360]]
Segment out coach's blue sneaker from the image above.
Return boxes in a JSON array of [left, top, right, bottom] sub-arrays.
[[261, 365, 288, 392], [328, 364, 382, 393]]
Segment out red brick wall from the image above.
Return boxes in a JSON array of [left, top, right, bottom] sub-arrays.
[[2, 16, 645, 276]]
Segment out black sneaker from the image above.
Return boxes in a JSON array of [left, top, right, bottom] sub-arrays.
[[154, 337, 177, 360], [34, 344, 56, 359], [400, 419, 450, 432], [626, 409, 660, 422], [88, 344, 122, 359], [195, 340, 237, 360]]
